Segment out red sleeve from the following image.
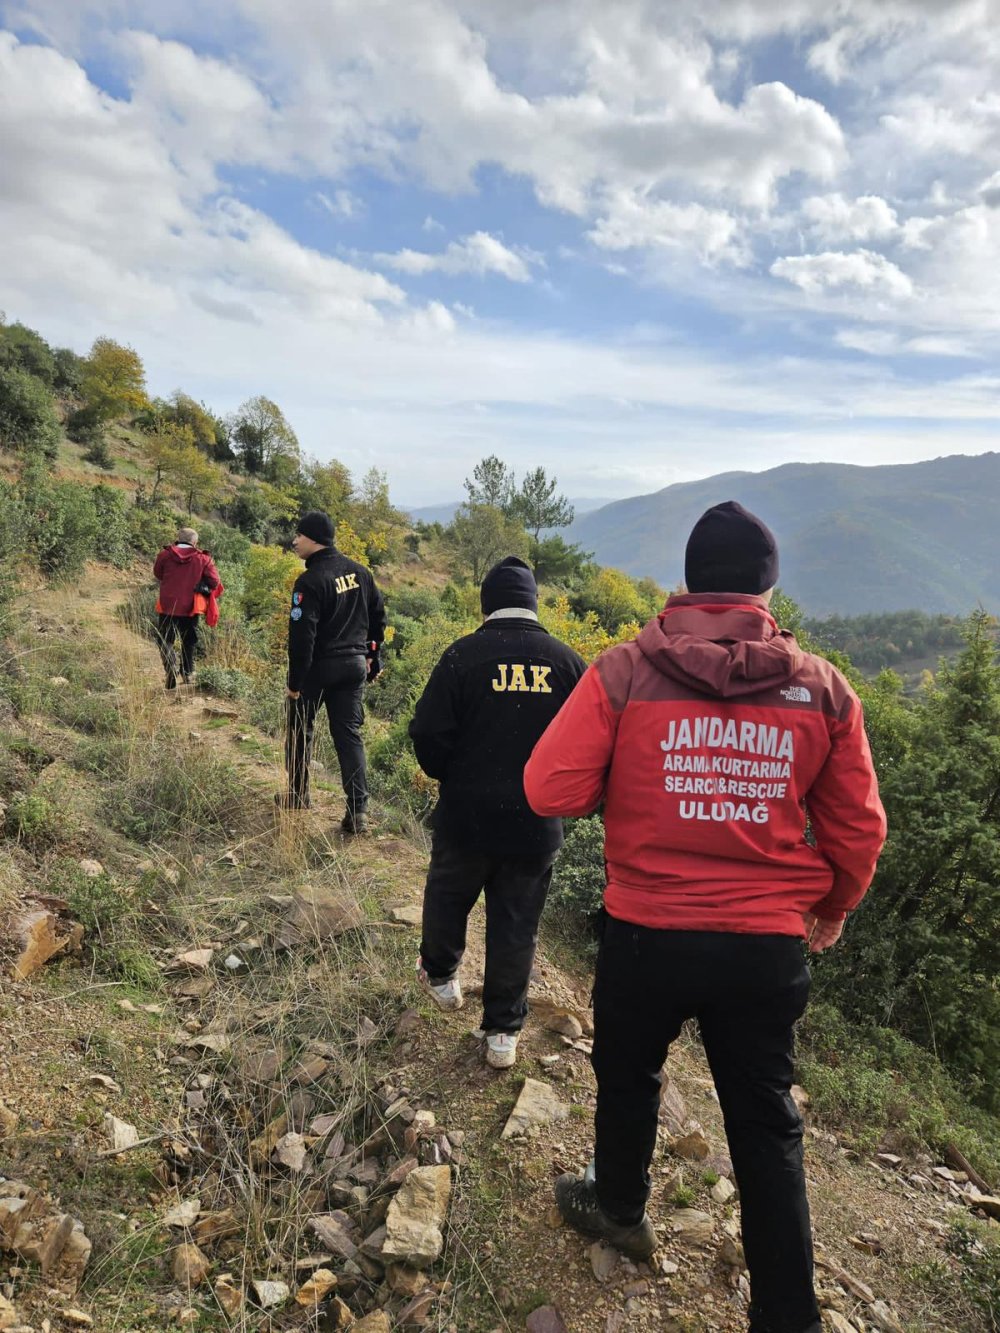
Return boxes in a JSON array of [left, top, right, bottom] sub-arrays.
[[200, 554, 221, 590], [153, 550, 166, 581], [524, 666, 620, 817], [805, 696, 887, 921]]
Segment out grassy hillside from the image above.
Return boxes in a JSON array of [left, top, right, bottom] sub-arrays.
[[569, 454, 1000, 615]]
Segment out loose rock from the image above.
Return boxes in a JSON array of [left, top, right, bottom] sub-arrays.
[[172, 1243, 211, 1287], [710, 1177, 736, 1205], [162, 1198, 201, 1228], [213, 1274, 243, 1316], [103, 1114, 139, 1152], [526, 1307, 570, 1333], [500, 1079, 568, 1139], [278, 884, 365, 947], [382, 1165, 452, 1268], [273, 1132, 308, 1172], [353, 1314, 391, 1333], [309, 1211, 360, 1261], [590, 1240, 619, 1282], [671, 1123, 710, 1161], [295, 1268, 337, 1306], [10, 909, 83, 980], [669, 1209, 714, 1246], [252, 1278, 290, 1309]]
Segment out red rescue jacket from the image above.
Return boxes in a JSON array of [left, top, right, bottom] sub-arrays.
[[524, 593, 887, 937], [153, 545, 221, 617]]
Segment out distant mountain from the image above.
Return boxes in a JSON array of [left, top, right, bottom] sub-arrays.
[[567, 454, 1000, 616], [406, 496, 608, 527]]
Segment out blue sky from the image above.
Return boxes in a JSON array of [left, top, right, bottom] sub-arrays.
[[1, 0, 999, 505]]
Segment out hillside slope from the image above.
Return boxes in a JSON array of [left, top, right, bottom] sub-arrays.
[[568, 454, 1000, 616], [1, 566, 997, 1332]]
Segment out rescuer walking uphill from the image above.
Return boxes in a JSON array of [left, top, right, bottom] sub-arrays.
[[279, 511, 386, 835], [409, 556, 586, 1069], [152, 527, 221, 690], [525, 501, 887, 1333]]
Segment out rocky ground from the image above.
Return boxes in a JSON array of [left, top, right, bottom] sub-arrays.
[[1, 567, 998, 1332]]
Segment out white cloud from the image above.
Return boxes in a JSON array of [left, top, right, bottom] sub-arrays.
[[317, 189, 362, 220], [771, 250, 914, 300], [801, 193, 898, 244], [588, 193, 747, 266], [377, 232, 538, 282]]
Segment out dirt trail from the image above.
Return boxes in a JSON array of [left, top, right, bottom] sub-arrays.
[[4, 567, 980, 1332]]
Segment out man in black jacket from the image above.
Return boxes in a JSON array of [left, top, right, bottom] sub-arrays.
[[279, 511, 386, 834], [409, 556, 586, 1068]]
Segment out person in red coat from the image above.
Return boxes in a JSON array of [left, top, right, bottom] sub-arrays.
[[524, 501, 887, 1333], [152, 527, 220, 689]]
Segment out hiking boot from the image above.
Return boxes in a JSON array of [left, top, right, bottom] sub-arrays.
[[485, 1032, 518, 1069], [417, 962, 463, 1011], [341, 809, 368, 835], [164, 673, 177, 691], [554, 1172, 657, 1260], [274, 792, 311, 811]]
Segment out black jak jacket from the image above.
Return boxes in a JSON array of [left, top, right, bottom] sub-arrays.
[[409, 618, 587, 856], [287, 547, 387, 693]]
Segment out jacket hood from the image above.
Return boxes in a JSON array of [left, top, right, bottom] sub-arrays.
[[166, 544, 199, 563], [636, 592, 804, 698]]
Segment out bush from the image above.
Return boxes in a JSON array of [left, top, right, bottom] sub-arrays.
[[946, 1216, 1000, 1329], [91, 484, 132, 567], [5, 790, 57, 845], [60, 862, 160, 988], [0, 366, 61, 457], [66, 403, 105, 446], [21, 469, 100, 579], [197, 521, 252, 568], [196, 664, 254, 701], [127, 501, 178, 557], [0, 322, 57, 384], [83, 436, 114, 469], [549, 816, 605, 927]]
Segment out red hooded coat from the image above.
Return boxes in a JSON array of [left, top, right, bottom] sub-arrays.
[[153, 545, 220, 617], [524, 593, 887, 937]]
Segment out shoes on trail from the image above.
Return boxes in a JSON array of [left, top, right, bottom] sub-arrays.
[[341, 809, 368, 835], [164, 674, 177, 691], [485, 1032, 518, 1069], [554, 1172, 657, 1260], [274, 792, 311, 811], [417, 962, 464, 1011]]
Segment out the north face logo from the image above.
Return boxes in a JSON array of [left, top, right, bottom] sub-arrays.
[[780, 685, 812, 703]]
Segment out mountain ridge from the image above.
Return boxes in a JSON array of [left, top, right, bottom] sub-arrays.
[[566, 452, 1000, 616]]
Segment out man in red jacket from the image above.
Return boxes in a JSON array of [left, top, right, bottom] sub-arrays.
[[152, 527, 221, 689], [524, 501, 887, 1333]]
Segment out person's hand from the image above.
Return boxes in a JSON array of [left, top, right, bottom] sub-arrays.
[[366, 653, 382, 683], [803, 912, 844, 953], [286, 687, 300, 700]]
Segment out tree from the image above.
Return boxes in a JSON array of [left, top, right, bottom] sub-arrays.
[[349, 466, 408, 566], [512, 466, 574, 546], [573, 566, 650, 632], [0, 321, 57, 385], [229, 396, 299, 480], [450, 502, 530, 583], [464, 455, 516, 512], [169, 392, 219, 455], [80, 337, 149, 423], [531, 534, 592, 585], [0, 366, 61, 458], [297, 457, 353, 527]]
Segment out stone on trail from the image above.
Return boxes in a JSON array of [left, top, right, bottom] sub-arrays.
[[294, 1268, 337, 1306], [589, 1239, 619, 1282], [382, 1165, 452, 1268], [213, 1274, 243, 1317], [869, 1300, 906, 1333], [544, 1011, 584, 1040], [353, 1314, 392, 1333], [279, 884, 366, 947], [170, 948, 215, 972], [309, 1211, 360, 1261], [172, 1242, 211, 1287], [252, 1278, 290, 1310], [273, 1132, 308, 1172], [718, 1235, 745, 1268], [103, 1113, 140, 1152], [710, 1177, 736, 1205], [791, 1084, 811, 1114], [0, 1294, 20, 1330], [823, 1314, 856, 1333], [77, 859, 104, 878], [526, 1307, 570, 1333], [668, 1209, 714, 1246], [500, 1078, 568, 1139], [390, 903, 422, 927], [162, 1197, 201, 1228], [659, 1076, 689, 1137], [0, 1103, 16, 1138], [58, 1311, 93, 1328], [671, 1122, 711, 1161]]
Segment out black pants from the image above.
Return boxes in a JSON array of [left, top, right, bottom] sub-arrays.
[[420, 831, 554, 1034], [286, 656, 368, 814], [157, 614, 200, 684], [593, 919, 819, 1333]]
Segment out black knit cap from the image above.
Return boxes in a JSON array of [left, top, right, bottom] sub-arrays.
[[684, 500, 779, 595], [297, 510, 335, 546], [480, 556, 538, 616]]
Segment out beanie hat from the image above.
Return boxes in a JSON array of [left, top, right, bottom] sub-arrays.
[[480, 556, 538, 616], [176, 527, 199, 546], [297, 511, 335, 546], [684, 500, 779, 595]]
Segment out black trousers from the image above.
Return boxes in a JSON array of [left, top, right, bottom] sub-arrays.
[[286, 656, 368, 814], [420, 831, 554, 1034], [157, 614, 200, 683], [592, 918, 819, 1333]]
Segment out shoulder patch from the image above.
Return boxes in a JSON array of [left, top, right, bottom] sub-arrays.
[[292, 591, 303, 605], [290, 607, 303, 621]]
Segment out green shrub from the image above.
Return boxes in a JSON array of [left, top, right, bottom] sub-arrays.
[[197, 665, 254, 701], [91, 484, 132, 566], [83, 436, 114, 469], [5, 790, 57, 845], [60, 863, 160, 989], [23, 474, 100, 579], [946, 1216, 1000, 1328], [670, 1184, 696, 1208], [0, 322, 57, 385], [197, 521, 252, 567], [127, 503, 177, 557], [0, 366, 61, 457], [94, 739, 249, 842], [549, 816, 605, 924]]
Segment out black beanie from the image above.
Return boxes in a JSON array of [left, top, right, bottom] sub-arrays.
[[480, 556, 538, 616], [684, 500, 779, 595], [297, 511, 335, 546]]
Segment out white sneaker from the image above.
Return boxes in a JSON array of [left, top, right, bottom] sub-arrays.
[[417, 963, 464, 1011], [486, 1032, 518, 1069]]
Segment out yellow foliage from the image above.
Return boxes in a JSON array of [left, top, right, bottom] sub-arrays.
[[82, 337, 149, 422], [541, 594, 638, 664], [242, 544, 301, 662], [336, 520, 371, 568]]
